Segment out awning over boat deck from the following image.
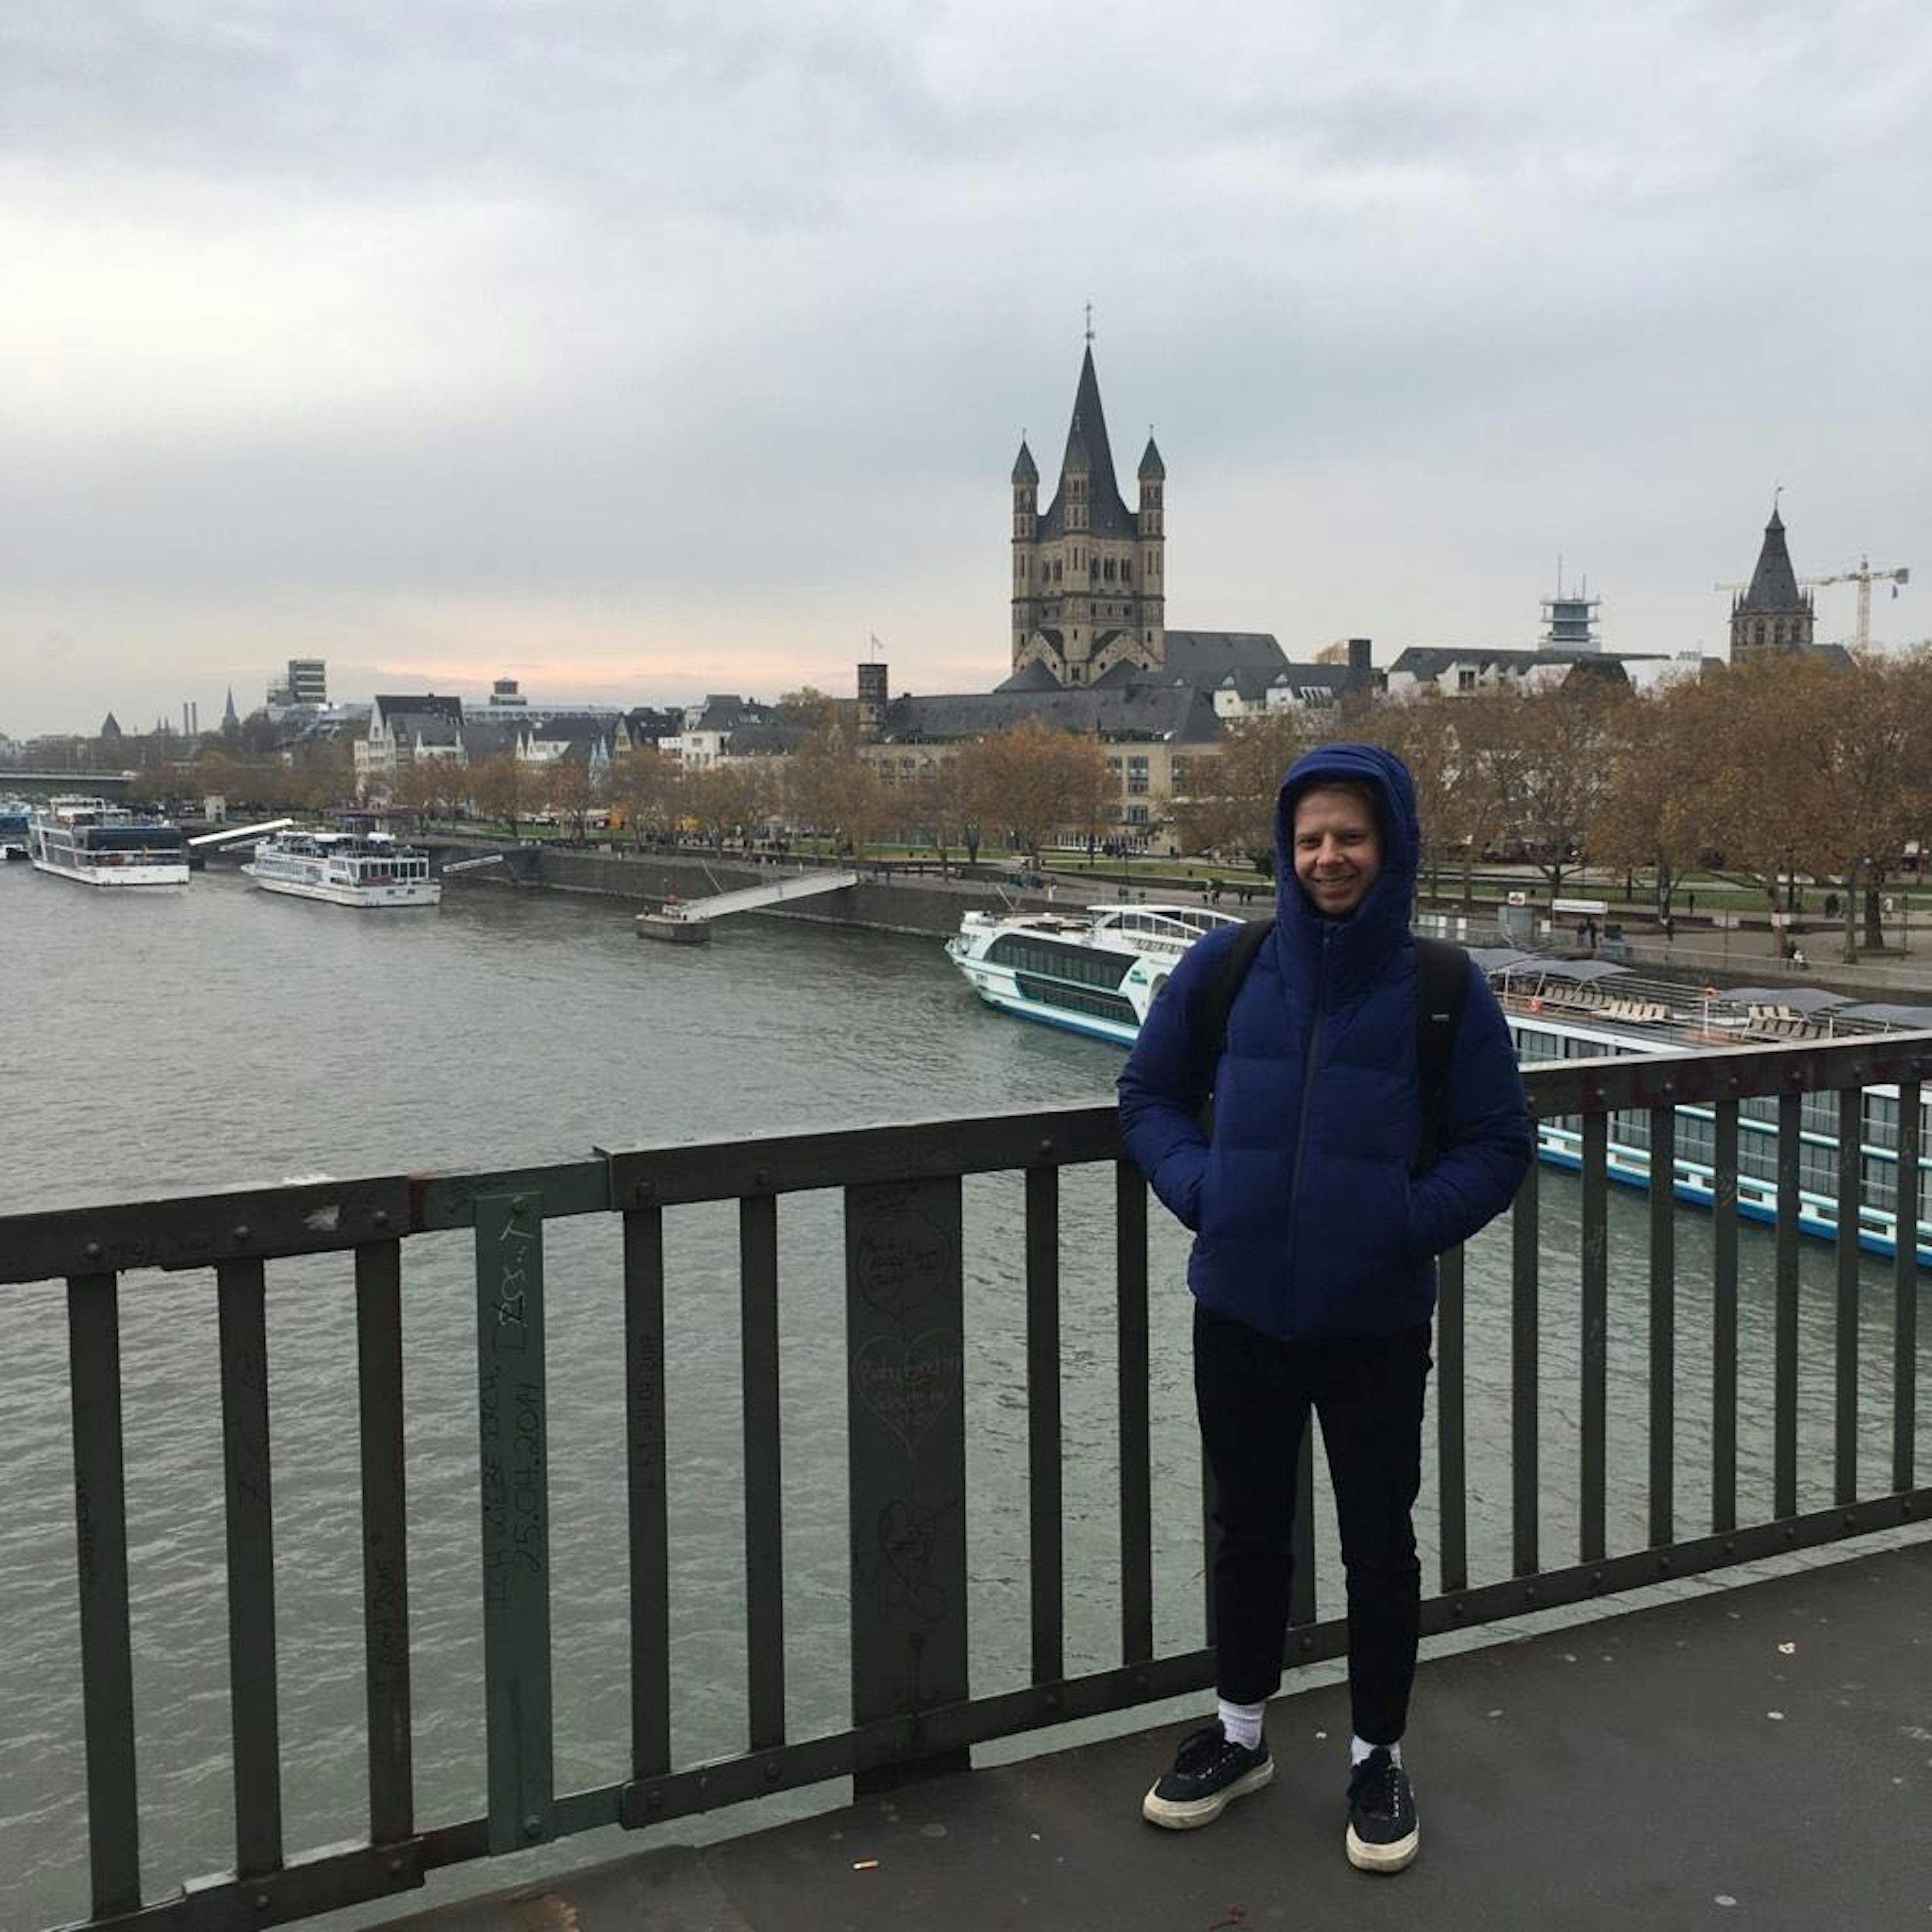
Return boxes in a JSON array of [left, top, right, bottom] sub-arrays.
[[1836, 1001, 1932, 1029], [1518, 958, 1630, 983], [1727, 986, 1850, 1013], [1466, 946, 1537, 973]]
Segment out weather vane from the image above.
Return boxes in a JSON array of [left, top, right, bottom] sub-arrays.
[[1084, 301, 1094, 345]]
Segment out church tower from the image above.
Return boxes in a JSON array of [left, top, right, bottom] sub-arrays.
[[1010, 336, 1166, 685], [1730, 499, 1815, 664]]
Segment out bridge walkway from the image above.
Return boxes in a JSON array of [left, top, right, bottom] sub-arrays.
[[378, 1533, 1929, 1932], [653, 868, 862, 923]]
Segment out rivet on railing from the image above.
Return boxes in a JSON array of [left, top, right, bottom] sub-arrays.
[[523, 1815, 542, 1839], [1842, 1512, 1857, 1533], [753, 1168, 771, 1191], [232, 1224, 251, 1243], [1658, 1553, 1672, 1572], [254, 1894, 271, 1912], [1724, 1541, 1736, 1557], [645, 1788, 663, 1811], [1591, 1570, 1603, 1589], [1523, 1583, 1538, 1603], [1037, 1138, 1055, 1159], [386, 1855, 406, 1876], [372, 1209, 390, 1230], [83, 1241, 103, 1262], [510, 1197, 528, 1218], [633, 1179, 657, 1204], [1783, 1525, 1797, 1543], [765, 1759, 781, 1782]]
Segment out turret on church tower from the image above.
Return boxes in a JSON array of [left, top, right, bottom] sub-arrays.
[[1010, 340, 1167, 685], [1730, 498, 1815, 664]]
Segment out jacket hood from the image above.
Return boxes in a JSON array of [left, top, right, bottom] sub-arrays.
[[1273, 740, 1419, 950]]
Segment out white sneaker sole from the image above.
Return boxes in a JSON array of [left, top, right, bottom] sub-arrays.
[[1346, 1820, 1419, 1872], [1141, 1758, 1273, 1829]]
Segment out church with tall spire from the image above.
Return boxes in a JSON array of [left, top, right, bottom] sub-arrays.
[[1008, 335, 1167, 685], [1730, 496, 1815, 664]]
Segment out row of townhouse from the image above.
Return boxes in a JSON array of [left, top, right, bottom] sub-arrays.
[[353, 695, 697, 793]]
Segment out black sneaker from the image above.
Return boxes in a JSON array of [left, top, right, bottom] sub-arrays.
[[1345, 1746, 1419, 1873], [1142, 1723, 1272, 1829]]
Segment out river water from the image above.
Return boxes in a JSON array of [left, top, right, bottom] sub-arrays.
[[2, 865, 1923, 1928]]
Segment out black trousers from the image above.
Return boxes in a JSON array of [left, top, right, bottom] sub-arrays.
[[1194, 1302, 1431, 1745]]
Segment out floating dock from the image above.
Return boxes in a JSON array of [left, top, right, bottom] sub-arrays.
[[636, 869, 861, 943]]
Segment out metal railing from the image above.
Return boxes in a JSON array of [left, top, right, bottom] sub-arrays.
[[6, 1032, 1928, 1932]]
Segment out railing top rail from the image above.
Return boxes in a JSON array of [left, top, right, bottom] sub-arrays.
[[6, 1041, 1927, 1287], [0, 1104, 1123, 1287], [1518, 1028, 1932, 1118]]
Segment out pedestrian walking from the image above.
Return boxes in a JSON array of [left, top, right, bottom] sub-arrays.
[[1117, 742, 1532, 1874]]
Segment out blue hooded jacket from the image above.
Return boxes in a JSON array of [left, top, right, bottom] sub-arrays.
[[1116, 741, 1533, 1340]]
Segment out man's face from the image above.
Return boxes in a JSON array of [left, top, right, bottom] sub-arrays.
[[1292, 785, 1383, 917]]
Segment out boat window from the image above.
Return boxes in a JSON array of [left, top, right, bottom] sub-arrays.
[[80, 826, 187, 853], [986, 932, 1134, 990]]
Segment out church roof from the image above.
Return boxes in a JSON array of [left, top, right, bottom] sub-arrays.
[[995, 659, 1064, 692], [877, 684, 1222, 746], [1739, 504, 1807, 612], [1011, 439, 1038, 486], [1037, 346, 1137, 540], [1157, 631, 1290, 684], [1138, 436, 1165, 481]]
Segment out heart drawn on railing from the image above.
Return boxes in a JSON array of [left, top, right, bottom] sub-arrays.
[[851, 1329, 962, 1455]]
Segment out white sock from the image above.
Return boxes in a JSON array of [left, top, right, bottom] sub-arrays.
[[1350, 1734, 1402, 1767], [1217, 1699, 1265, 1751]]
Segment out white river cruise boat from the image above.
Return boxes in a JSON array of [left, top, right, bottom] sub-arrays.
[[945, 907, 1932, 1264], [28, 795, 190, 887], [242, 830, 442, 908], [946, 902, 1245, 1046]]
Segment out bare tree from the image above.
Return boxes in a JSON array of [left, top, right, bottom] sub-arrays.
[[469, 754, 535, 838], [1587, 674, 1728, 919], [544, 757, 601, 842], [1168, 712, 1313, 870]]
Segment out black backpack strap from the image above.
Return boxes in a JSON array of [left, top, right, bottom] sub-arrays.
[[1192, 917, 1273, 1136], [1413, 935, 1470, 1170], [1194, 917, 1275, 1068]]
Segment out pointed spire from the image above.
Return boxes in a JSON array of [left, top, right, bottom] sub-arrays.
[[223, 685, 239, 728], [1042, 342, 1132, 536], [1139, 434, 1165, 482], [1741, 497, 1803, 611], [1011, 438, 1038, 486]]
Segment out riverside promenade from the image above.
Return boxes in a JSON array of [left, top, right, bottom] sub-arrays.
[[384, 1531, 1931, 1932]]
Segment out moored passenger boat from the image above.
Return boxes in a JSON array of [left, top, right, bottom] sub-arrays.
[[27, 795, 190, 887], [945, 902, 1245, 1044], [242, 829, 441, 908], [945, 906, 1932, 1262]]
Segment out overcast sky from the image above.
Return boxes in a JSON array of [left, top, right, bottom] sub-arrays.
[[3, 0, 1927, 737]]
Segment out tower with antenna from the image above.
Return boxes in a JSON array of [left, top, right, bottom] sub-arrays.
[[1541, 558, 1601, 652]]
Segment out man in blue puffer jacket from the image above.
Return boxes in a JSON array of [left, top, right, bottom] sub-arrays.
[[1120, 740, 1532, 1873]]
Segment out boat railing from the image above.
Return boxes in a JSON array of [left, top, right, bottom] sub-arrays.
[[5, 1030, 1927, 1932]]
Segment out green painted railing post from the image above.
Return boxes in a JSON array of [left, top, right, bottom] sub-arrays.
[[475, 1193, 554, 1853], [845, 1178, 969, 1792]]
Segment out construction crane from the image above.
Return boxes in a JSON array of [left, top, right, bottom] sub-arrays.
[[1803, 556, 1912, 650]]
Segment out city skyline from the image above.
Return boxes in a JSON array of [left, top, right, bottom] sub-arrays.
[[3, 1, 1927, 738]]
